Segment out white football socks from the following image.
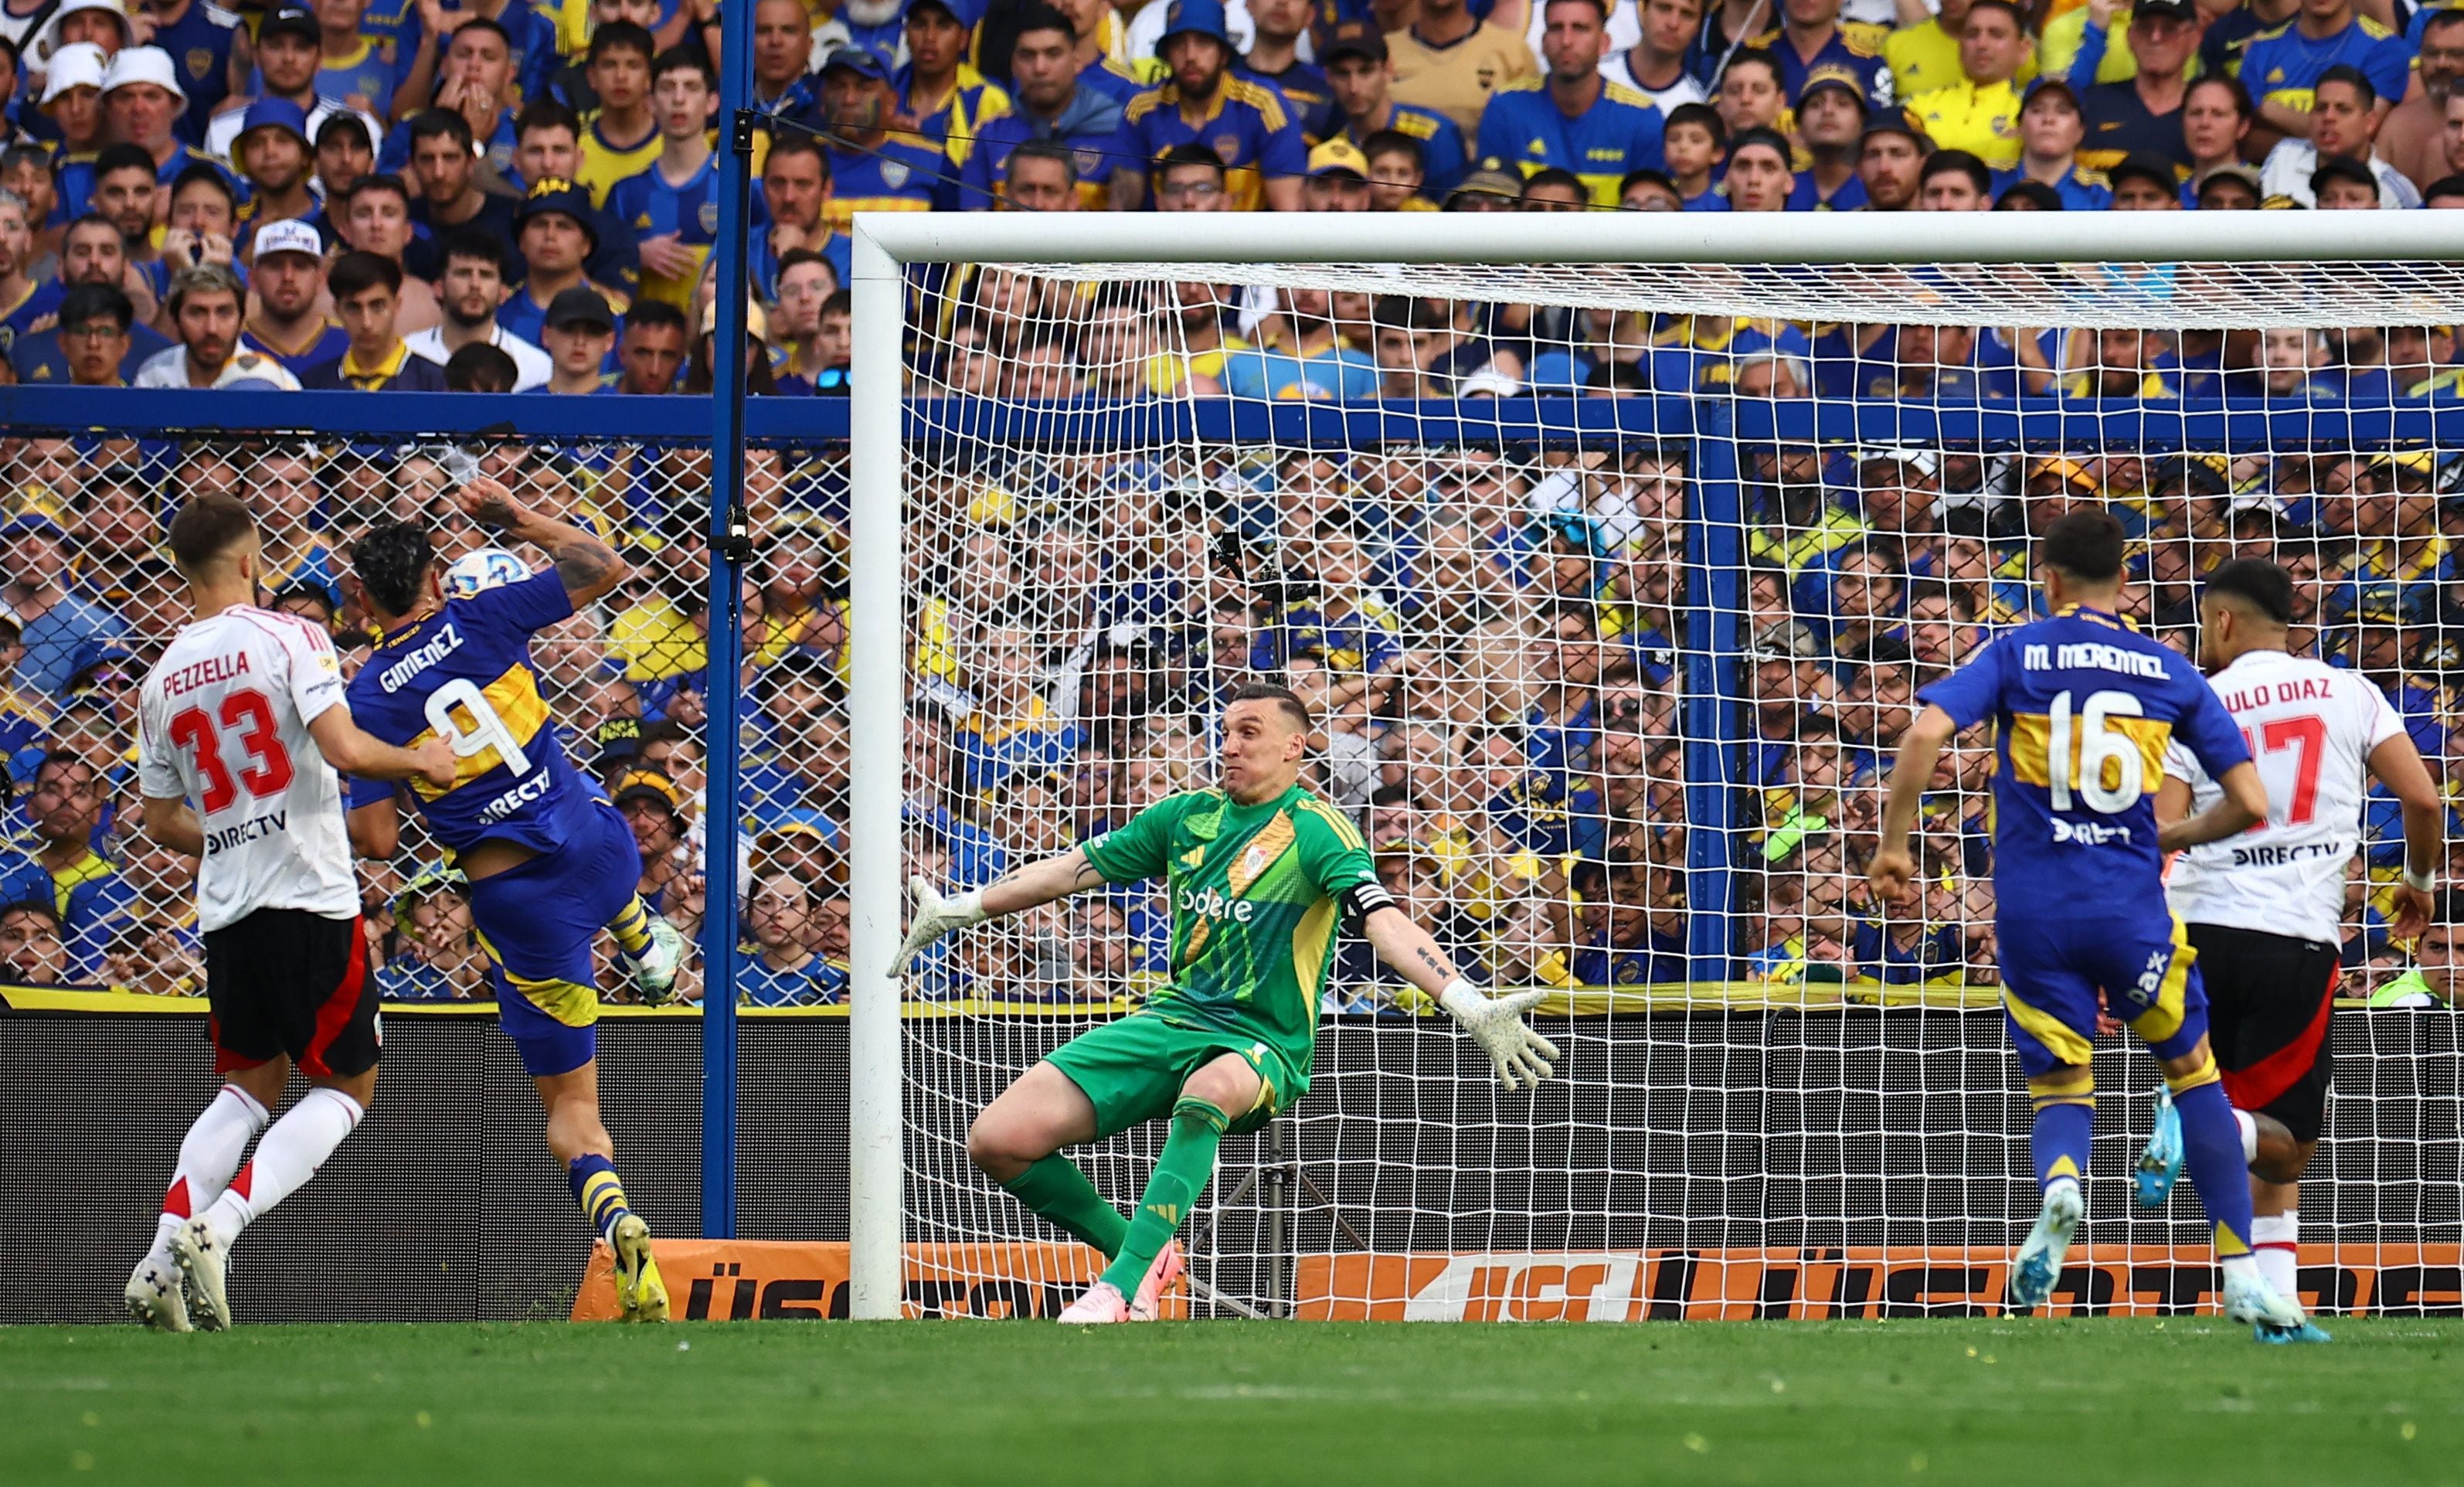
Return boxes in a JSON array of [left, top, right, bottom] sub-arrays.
[[151, 1084, 270, 1264], [2252, 1210, 2302, 1301], [200, 1087, 364, 1244]]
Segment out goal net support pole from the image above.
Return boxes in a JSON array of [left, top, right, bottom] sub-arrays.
[[841, 209, 2464, 1322]]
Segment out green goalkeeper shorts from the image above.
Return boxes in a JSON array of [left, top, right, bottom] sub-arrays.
[[1044, 1011, 1307, 1139]]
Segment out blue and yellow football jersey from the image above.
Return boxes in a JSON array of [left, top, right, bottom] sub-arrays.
[[1473, 80, 1667, 207], [2235, 15, 2411, 117], [343, 573, 601, 856], [1125, 77, 1308, 213], [604, 155, 723, 311], [1749, 22, 1895, 105], [899, 61, 1012, 174], [1348, 101, 1470, 199], [576, 114, 664, 207], [1917, 604, 2248, 921], [313, 37, 404, 118], [821, 135, 949, 229]]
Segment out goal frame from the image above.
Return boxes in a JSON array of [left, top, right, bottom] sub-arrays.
[[841, 209, 2464, 1320]]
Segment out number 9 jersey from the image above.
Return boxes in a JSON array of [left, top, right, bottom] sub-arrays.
[[138, 607, 360, 932], [1918, 604, 2250, 922], [343, 572, 596, 854]]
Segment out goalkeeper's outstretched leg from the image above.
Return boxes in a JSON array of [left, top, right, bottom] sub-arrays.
[[969, 1063, 1127, 1264]]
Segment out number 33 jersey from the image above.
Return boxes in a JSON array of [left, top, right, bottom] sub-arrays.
[[2162, 648, 2405, 945], [344, 572, 596, 857], [1918, 604, 2249, 922], [138, 606, 359, 931]]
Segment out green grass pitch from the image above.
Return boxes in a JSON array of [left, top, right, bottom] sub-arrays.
[[3, 1319, 2456, 1485]]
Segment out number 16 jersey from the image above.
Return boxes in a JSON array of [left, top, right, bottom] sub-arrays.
[[138, 606, 359, 931], [1919, 604, 2249, 922], [344, 572, 597, 856]]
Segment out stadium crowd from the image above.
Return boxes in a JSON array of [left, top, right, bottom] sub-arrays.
[[1, 0, 2462, 1007]]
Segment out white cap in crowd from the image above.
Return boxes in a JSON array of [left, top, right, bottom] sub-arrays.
[[100, 44, 187, 104], [42, 0, 128, 49], [252, 219, 325, 261], [39, 43, 108, 106]]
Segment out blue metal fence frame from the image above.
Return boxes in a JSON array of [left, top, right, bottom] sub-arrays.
[[3, 383, 2405, 1221], [702, 0, 760, 1243]]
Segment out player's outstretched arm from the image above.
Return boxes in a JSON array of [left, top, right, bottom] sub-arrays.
[[308, 708, 458, 788], [1361, 907, 1559, 1091], [2368, 731, 2445, 939], [455, 475, 629, 605], [2155, 761, 2267, 854], [895, 849, 1107, 968], [1870, 703, 1958, 905], [139, 795, 204, 858]]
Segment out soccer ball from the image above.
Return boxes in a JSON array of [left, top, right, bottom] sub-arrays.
[[444, 547, 532, 600]]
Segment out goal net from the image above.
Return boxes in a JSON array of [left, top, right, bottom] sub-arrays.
[[840, 213, 2464, 1322]]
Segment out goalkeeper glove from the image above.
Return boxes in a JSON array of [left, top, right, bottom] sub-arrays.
[[896, 875, 987, 968], [1438, 979, 1560, 1091]]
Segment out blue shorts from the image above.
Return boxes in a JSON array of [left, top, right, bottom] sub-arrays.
[[1996, 913, 2210, 1078], [467, 801, 644, 1077]]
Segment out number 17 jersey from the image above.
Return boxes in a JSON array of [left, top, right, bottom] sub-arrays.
[[138, 607, 359, 932], [2163, 648, 2405, 945], [344, 572, 597, 856], [1918, 604, 2248, 921]]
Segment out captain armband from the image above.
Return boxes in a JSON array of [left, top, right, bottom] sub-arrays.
[[1337, 879, 1397, 932]]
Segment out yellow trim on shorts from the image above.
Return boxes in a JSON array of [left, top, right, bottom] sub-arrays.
[[2027, 1067, 2095, 1110], [2131, 916, 2196, 1046], [2003, 988, 2093, 1067], [472, 926, 600, 1027]]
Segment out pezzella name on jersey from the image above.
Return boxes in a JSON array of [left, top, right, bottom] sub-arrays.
[[158, 648, 253, 698], [377, 622, 464, 693]]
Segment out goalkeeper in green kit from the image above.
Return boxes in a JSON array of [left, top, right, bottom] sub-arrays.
[[896, 683, 1559, 1323]]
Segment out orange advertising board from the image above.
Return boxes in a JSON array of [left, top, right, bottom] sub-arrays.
[[571, 1240, 1184, 1321], [1293, 1246, 2464, 1321], [573, 1241, 2459, 1322]]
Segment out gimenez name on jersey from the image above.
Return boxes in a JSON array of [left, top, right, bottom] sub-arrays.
[[376, 622, 467, 692]]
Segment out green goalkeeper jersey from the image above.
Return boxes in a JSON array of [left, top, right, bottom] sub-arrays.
[[1081, 783, 1380, 1063]]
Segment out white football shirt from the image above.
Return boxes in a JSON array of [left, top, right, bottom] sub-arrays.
[[2163, 648, 2406, 946], [138, 607, 361, 932]]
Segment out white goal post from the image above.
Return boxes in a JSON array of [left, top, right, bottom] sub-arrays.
[[843, 212, 2464, 1322]]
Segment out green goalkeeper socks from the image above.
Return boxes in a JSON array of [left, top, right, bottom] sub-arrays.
[[1099, 1097, 1228, 1296], [1001, 1155, 1130, 1259]]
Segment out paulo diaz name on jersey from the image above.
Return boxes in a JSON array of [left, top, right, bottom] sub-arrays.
[[2164, 648, 2405, 945]]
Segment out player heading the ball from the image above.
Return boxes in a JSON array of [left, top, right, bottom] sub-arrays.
[[896, 682, 1559, 1323], [343, 476, 685, 1322], [1871, 509, 2323, 1342]]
